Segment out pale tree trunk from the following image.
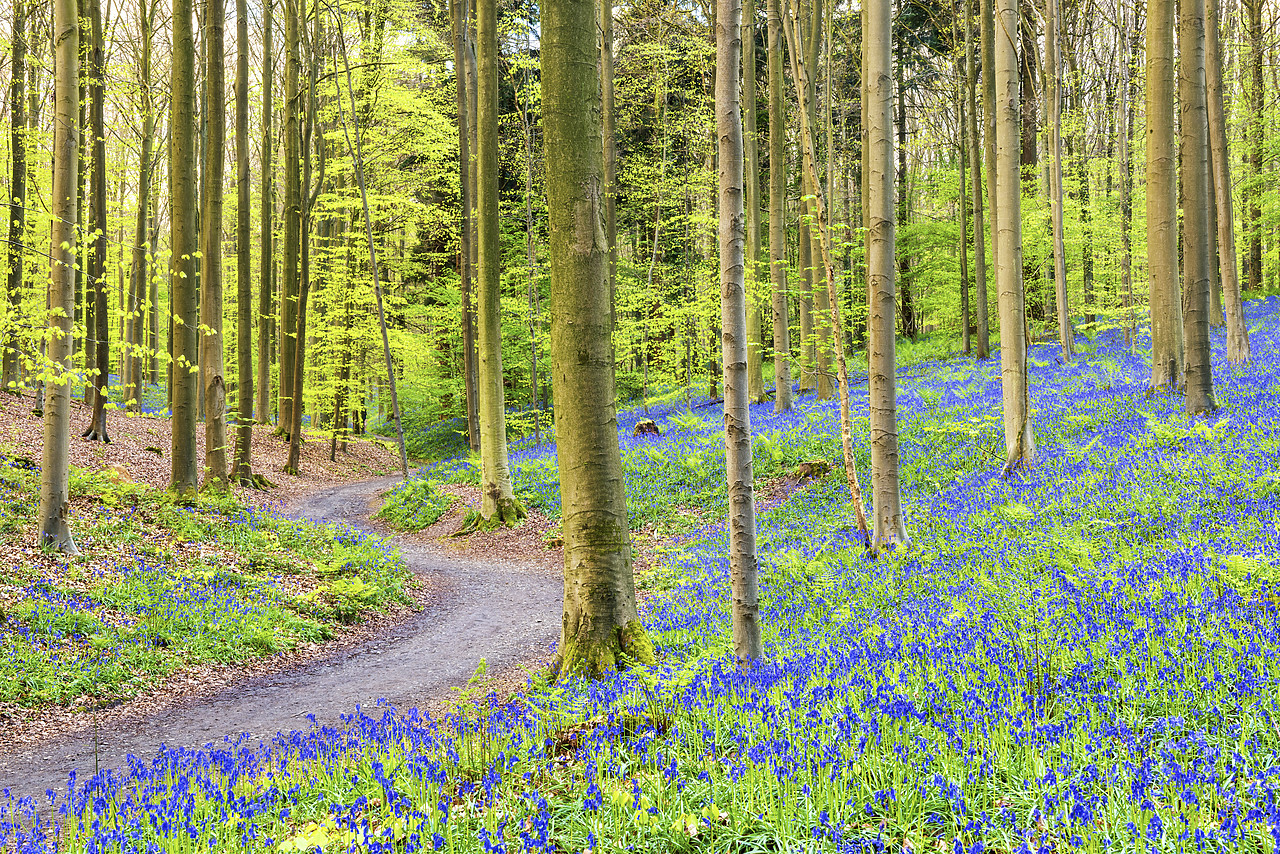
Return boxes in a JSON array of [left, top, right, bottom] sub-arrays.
[[257, 0, 273, 424], [453, 0, 480, 452], [475, 0, 524, 525], [1147, 0, 1183, 390], [965, 1, 988, 360], [1180, 0, 1216, 416], [717, 0, 761, 663], [3, 0, 26, 390], [234, 0, 256, 484], [279, 0, 301, 436], [601, 0, 616, 320], [767, 0, 792, 412], [981, 0, 998, 341], [1046, 0, 1072, 358], [743, 0, 766, 404], [994, 0, 1034, 472], [1206, 0, 1250, 364], [201, 0, 227, 488], [864, 0, 907, 549], [39, 0, 79, 553], [170, 0, 199, 497], [82, 0, 109, 442], [544, 0, 653, 680]]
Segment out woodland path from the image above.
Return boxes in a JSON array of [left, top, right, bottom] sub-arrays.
[[0, 477, 562, 805]]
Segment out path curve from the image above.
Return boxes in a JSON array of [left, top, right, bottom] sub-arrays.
[[0, 478, 562, 803]]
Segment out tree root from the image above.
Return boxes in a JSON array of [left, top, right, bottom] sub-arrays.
[[235, 472, 276, 490], [451, 496, 528, 537], [549, 619, 656, 682]]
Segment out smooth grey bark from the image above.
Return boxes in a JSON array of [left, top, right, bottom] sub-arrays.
[[3, 0, 26, 389], [743, 0, 766, 404], [453, 0, 479, 453], [966, 0, 988, 360], [767, 0, 792, 412], [1179, 0, 1216, 416], [544, 0, 653, 680], [82, 0, 109, 442], [39, 0, 79, 553], [717, 0, 761, 663], [170, 0, 199, 498], [257, 0, 274, 424], [1046, 0, 1072, 359], [234, 0, 256, 484], [981, 0, 998, 342], [201, 0, 228, 488], [128, 0, 153, 414], [279, 0, 301, 436], [1147, 0, 1184, 390]]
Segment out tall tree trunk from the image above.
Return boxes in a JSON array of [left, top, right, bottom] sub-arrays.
[[544, 0, 653, 680], [453, 0, 480, 452], [866, 0, 908, 548], [717, 0, 761, 663], [1180, 0, 1216, 416], [1019, 0, 1040, 327], [966, 0, 989, 359], [958, 59, 971, 355], [895, 9, 913, 340], [1064, 46, 1092, 327], [128, 0, 153, 414], [601, 0, 616, 325], [83, 0, 108, 441], [743, 0, 766, 403], [201, 0, 227, 487], [170, 0, 199, 496], [1147, 0, 1183, 390], [234, 0, 255, 484], [1206, 0, 1250, 363], [39, 0, 79, 553], [3, 0, 26, 390], [797, 202, 815, 391], [257, 0, 274, 424], [475, 0, 524, 524], [1243, 0, 1262, 292], [1119, 1, 1136, 344], [995, 0, 1034, 472], [279, 0, 301, 438], [981, 0, 999, 330], [768, 0, 792, 412], [1046, 0, 1072, 358]]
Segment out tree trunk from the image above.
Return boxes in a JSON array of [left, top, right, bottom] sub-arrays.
[[1206, 0, 1250, 364], [257, 0, 274, 424], [1180, 0, 1216, 416], [128, 0, 153, 414], [767, 0, 792, 412], [201, 0, 227, 487], [717, 0, 761, 663], [453, 0, 480, 452], [39, 0, 79, 553], [995, 0, 1035, 472], [601, 0, 616, 326], [170, 0, 199, 497], [966, 0, 989, 359], [3, 0, 26, 390], [475, 0, 524, 524], [1046, 0, 1072, 358], [278, 0, 301, 438], [1243, 0, 1262, 293], [234, 0, 255, 484], [81, 0, 109, 442], [1147, 0, 1183, 390], [958, 60, 971, 355], [895, 14, 913, 341], [1119, 2, 1135, 344], [743, 0, 766, 404], [981, 0, 999, 328], [544, 0, 653, 680]]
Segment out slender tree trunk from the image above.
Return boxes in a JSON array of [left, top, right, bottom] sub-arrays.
[[797, 200, 815, 391], [39, 0, 79, 552], [544, 0, 653, 680], [1206, 0, 1250, 363], [257, 0, 274, 424], [1046, 0, 1072, 358], [1180, 0, 1216, 416], [601, 0, 616, 324], [1119, 3, 1136, 345], [128, 0, 152, 414], [981, 0, 999, 326], [1243, 0, 1262, 293], [453, 0, 480, 452], [995, 0, 1034, 472], [279, 0, 302, 439], [717, 0, 761, 663], [3, 0, 27, 390], [200, 0, 227, 487], [234, 0, 255, 484], [81, 0, 109, 441], [1147, 0, 1183, 390], [966, 0, 989, 359], [958, 60, 971, 355], [743, 0, 766, 403], [768, 0, 792, 412], [475, 0, 524, 524], [170, 0, 199, 497]]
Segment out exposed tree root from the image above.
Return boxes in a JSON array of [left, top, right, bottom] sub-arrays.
[[548, 619, 656, 682]]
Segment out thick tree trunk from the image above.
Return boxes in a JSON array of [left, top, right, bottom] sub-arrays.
[[1179, 0, 1216, 417], [257, 0, 274, 424], [966, 0, 989, 359], [767, 0, 792, 412], [995, 0, 1035, 472], [1046, 0, 1072, 358], [201, 0, 227, 488], [1147, 0, 1184, 390], [3, 0, 26, 390], [743, 0, 766, 404], [234, 0, 255, 484], [475, 0, 524, 524], [717, 0, 761, 663], [170, 0, 199, 497], [1206, 0, 1250, 364], [39, 0, 79, 553]]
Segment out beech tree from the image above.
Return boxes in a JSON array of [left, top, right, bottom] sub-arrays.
[[1179, 0, 1215, 416], [767, 0, 792, 413], [170, 0, 199, 497], [1147, 0, 1183, 391], [201, 0, 229, 488]]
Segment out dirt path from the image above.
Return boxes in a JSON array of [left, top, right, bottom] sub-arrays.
[[0, 478, 562, 804]]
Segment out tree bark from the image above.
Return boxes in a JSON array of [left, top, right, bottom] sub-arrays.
[[1243, 0, 1262, 293], [743, 0, 766, 404], [475, 0, 524, 524], [544, 0, 653, 680], [39, 0, 79, 553], [3, 0, 26, 390], [234, 0, 255, 484], [453, 0, 480, 453], [717, 0, 761, 663], [170, 0, 199, 497], [958, 59, 970, 355], [981, 0, 999, 333], [200, 0, 227, 487], [257, 0, 274, 424], [128, 0, 153, 414], [1180, 0, 1216, 416], [1119, 2, 1136, 344], [278, 0, 301, 438], [1147, 0, 1184, 390], [1046, 0, 1072, 358], [995, 0, 1035, 472], [1206, 0, 1250, 364], [767, 0, 792, 412], [82, 0, 109, 442]]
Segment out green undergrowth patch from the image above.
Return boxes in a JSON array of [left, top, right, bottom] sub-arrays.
[[0, 456, 411, 708], [375, 477, 455, 531]]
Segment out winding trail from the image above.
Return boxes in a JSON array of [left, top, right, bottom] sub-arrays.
[[0, 477, 562, 803]]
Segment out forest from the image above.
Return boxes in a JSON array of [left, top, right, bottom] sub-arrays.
[[1, 0, 1280, 848]]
